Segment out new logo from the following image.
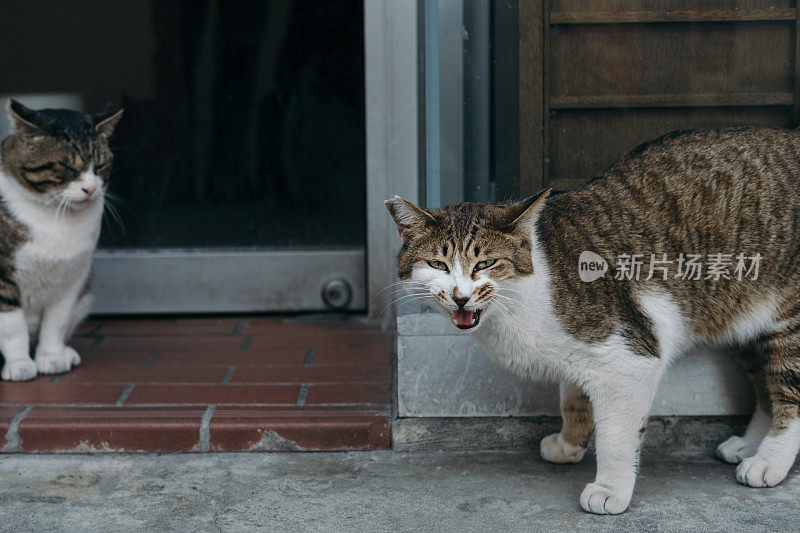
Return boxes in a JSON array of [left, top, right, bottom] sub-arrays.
[[578, 251, 608, 282]]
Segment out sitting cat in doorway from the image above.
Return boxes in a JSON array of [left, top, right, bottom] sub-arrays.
[[387, 127, 800, 514], [0, 100, 122, 380]]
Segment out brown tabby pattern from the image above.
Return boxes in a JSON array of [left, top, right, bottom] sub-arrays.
[[560, 391, 594, 449], [388, 126, 800, 511], [387, 195, 543, 282], [537, 127, 800, 431], [1, 100, 119, 195], [0, 201, 27, 311], [0, 101, 121, 314]]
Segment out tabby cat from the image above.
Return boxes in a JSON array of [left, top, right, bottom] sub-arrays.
[[0, 100, 122, 381], [387, 127, 800, 514]]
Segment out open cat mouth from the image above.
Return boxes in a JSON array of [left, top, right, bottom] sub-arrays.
[[450, 308, 482, 329]]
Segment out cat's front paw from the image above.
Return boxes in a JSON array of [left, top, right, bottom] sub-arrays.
[[540, 433, 586, 463], [716, 436, 756, 464], [1, 358, 37, 381], [580, 482, 631, 515], [35, 347, 81, 375], [736, 456, 789, 488]]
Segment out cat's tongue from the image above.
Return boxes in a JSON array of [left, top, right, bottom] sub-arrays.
[[452, 309, 474, 327]]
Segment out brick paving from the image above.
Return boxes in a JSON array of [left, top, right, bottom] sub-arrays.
[[0, 317, 392, 452]]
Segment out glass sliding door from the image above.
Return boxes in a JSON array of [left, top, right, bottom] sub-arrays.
[[422, 0, 496, 209], [0, 0, 366, 313]]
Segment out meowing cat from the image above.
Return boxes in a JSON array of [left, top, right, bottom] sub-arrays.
[[0, 100, 122, 381], [386, 127, 800, 514]]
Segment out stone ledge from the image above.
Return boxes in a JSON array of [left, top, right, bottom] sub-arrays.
[[397, 311, 461, 336], [398, 313, 755, 417], [393, 416, 749, 457]]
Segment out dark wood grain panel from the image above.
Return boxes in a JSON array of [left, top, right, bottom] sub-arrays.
[[550, 9, 794, 24], [547, 106, 792, 190], [551, 92, 793, 108], [550, 0, 795, 11], [549, 22, 793, 98], [793, 6, 800, 125], [518, 0, 798, 194]]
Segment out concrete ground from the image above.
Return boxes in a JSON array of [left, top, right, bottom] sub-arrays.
[[0, 451, 797, 532]]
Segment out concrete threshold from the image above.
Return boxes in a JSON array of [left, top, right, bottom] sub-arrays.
[[393, 416, 750, 458], [0, 451, 797, 531]]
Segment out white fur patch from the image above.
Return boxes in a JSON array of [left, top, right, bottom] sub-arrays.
[[540, 432, 586, 463], [0, 169, 101, 309], [720, 301, 778, 346], [637, 289, 690, 363], [637, 289, 777, 362], [737, 418, 800, 487], [0, 168, 101, 380]]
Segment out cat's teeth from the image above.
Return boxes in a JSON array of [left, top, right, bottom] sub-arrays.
[[452, 308, 473, 326], [450, 309, 482, 329]]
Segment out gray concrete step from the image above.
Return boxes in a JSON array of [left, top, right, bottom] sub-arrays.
[[1, 451, 797, 531]]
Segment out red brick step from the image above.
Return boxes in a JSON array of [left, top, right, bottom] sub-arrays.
[[0, 317, 393, 452]]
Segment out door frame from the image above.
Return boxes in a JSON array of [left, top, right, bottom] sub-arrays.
[[364, 0, 421, 323], [92, 249, 365, 314], [91, 0, 420, 318]]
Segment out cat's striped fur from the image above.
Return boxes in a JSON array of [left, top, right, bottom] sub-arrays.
[[0, 100, 122, 381], [387, 126, 800, 514]]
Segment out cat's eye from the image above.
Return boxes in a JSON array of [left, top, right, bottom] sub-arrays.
[[474, 259, 497, 272], [22, 163, 56, 173], [427, 260, 449, 271]]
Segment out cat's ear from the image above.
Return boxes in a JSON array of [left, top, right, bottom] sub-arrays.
[[501, 187, 552, 229], [93, 108, 124, 139], [385, 196, 435, 241], [8, 99, 45, 132]]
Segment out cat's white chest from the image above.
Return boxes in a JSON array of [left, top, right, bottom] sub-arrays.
[[0, 174, 101, 308], [15, 214, 98, 303], [474, 275, 581, 383], [470, 226, 607, 385], [471, 237, 587, 383]]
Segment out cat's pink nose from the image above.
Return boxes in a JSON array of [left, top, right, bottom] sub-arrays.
[[82, 184, 96, 196]]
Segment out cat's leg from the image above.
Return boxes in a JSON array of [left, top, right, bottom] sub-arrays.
[[0, 308, 36, 381], [541, 382, 593, 463], [0, 275, 36, 381], [735, 338, 800, 487], [34, 282, 83, 375], [65, 291, 92, 341], [579, 356, 664, 515], [717, 403, 771, 464], [717, 350, 771, 464]]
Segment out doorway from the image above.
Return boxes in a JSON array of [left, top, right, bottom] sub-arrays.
[[0, 0, 367, 313]]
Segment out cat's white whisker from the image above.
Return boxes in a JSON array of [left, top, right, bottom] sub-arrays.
[[102, 193, 125, 233], [378, 292, 432, 316], [489, 289, 535, 311], [369, 281, 426, 303], [389, 292, 428, 302], [489, 298, 513, 315], [54, 196, 67, 221], [383, 288, 424, 301]]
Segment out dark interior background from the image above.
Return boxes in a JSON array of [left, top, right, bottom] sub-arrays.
[[0, 0, 366, 249]]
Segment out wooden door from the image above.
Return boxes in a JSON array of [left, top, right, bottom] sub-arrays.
[[519, 0, 800, 193]]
